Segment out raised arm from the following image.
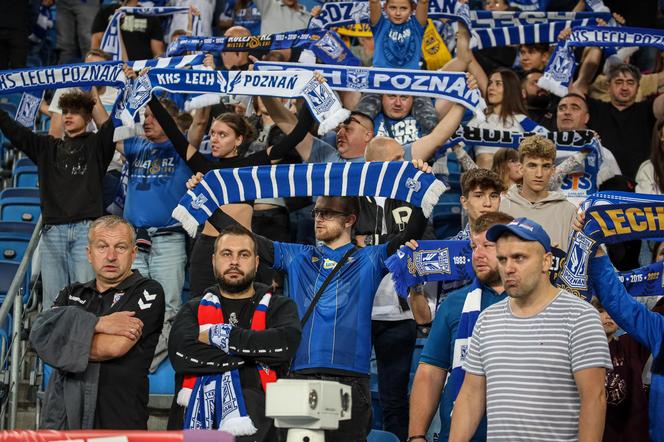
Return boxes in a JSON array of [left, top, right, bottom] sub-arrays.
[[0, 108, 52, 162], [262, 96, 314, 162], [410, 104, 465, 162], [369, 0, 382, 26], [187, 106, 211, 149], [415, 0, 429, 27], [265, 104, 314, 163]]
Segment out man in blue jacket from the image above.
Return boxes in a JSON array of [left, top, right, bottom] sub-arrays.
[[589, 248, 664, 442]]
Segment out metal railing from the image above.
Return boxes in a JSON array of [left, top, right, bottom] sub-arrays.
[[0, 217, 42, 429]]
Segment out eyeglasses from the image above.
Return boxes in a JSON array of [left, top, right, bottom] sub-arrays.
[[338, 116, 372, 132], [311, 208, 350, 220]]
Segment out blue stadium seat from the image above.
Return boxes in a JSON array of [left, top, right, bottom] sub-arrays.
[[12, 165, 39, 188], [368, 429, 400, 442], [0, 260, 28, 304], [13, 157, 36, 170], [0, 187, 40, 223], [149, 358, 175, 395]]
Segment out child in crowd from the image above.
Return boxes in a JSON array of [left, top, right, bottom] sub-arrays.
[[369, 0, 428, 70]]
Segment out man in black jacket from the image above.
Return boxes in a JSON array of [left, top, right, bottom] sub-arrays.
[[0, 88, 116, 310], [168, 224, 301, 441], [30, 215, 165, 429]]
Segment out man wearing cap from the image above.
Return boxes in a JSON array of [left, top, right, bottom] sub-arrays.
[[449, 217, 611, 442]]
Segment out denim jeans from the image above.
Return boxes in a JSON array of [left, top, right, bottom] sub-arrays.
[[55, 0, 99, 63], [132, 232, 186, 370], [40, 220, 96, 310], [372, 319, 417, 442]]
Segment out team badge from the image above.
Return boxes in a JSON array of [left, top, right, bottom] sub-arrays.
[[413, 248, 451, 275]]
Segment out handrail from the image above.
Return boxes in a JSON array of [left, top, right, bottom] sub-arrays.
[[0, 217, 42, 330]]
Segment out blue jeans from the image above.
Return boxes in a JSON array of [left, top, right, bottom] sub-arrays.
[[40, 220, 95, 310], [132, 232, 186, 370], [372, 319, 417, 442]]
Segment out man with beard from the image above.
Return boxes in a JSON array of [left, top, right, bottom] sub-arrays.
[[167, 224, 301, 440], [521, 69, 556, 130], [195, 160, 432, 441], [408, 212, 513, 442]]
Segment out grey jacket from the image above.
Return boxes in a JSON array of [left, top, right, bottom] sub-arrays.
[[29, 307, 100, 429]]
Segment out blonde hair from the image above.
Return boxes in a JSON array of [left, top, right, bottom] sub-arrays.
[[518, 135, 556, 163]]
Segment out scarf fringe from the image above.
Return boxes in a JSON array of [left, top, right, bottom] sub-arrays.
[[220, 415, 258, 436], [317, 107, 350, 136], [185, 94, 222, 112], [421, 179, 447, 218], [177, 387, 192, 407], [536, 75, 568, 99], [173, 204, 200, 237]]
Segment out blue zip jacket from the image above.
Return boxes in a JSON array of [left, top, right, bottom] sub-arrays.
[[589, 255, 664, 442]]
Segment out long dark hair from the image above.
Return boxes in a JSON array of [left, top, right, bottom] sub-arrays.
[[650, 120, 664, 193], [212, 112, 256, 143], [487, 68, 528, 124]]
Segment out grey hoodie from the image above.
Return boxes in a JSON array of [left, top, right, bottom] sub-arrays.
[[499, 185, 578, 252]]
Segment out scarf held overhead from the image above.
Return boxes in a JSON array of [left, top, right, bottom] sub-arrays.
[[166, 30, 360, 66], [122, 68, 349, 135], [172, 162, 448, 237], [540, 26, 664, 96], [254, 61, 486, 120], [558, 197, 664, 300], [385, 240, 474, 297]]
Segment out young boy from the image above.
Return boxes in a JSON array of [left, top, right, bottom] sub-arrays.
[[369, 0, 428, 70]]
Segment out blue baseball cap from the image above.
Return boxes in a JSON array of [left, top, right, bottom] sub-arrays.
[[486, 217, 552, 253]]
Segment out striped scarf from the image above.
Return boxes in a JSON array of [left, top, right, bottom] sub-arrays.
[[101, 6, 201, 60], [122, 68, 349, 136], [448, 280, 482, 400], [540, 26, 664, 97], [167, 30, 360, 66], [182, 291, 276, 434], [472, 19, 600, 49], [254, 61, 487, 121], [385, 240, 474, 297], [558, 192, 664, 300], [172, 162, 448, 237]]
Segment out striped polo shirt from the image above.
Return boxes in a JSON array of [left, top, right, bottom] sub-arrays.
[[463, 290, 612, 441]]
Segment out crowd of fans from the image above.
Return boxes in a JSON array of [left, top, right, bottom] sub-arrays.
[[0, 0, 664, 441]]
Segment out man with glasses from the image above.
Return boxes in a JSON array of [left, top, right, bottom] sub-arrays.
[[195, 159, 433, 441]]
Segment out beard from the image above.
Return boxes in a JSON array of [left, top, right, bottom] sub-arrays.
[[478, 268, 502, 287], [315, 224, 344, 243], [215, 267, 256, 294], [526, 94, 550, 109]]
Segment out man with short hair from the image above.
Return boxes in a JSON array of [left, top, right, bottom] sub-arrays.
[[499, 135, 577, 250], [555, 93, 621, 186], [202, 160, 433, 441], [167, 225, 301, 439], [517, 43, 549, 71], [408, 211, 513, 442], [521, 69, 556, 130], [449, 217, 611, 441], [30, 215, 165, 429], [0, 90, 116, 310], [572, 61, 664, 180]]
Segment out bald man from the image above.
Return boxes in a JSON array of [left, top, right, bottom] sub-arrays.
[[222, 26, 252, 70]]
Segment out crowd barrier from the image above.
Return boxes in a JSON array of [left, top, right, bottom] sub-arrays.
[[0, 430, 233, 442]]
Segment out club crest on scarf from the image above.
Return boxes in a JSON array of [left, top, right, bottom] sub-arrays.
[[412, 248, 452, 276], [16, 91, 43, 128], [221, 374, 240, 416], [127, 74, 152, 110], [559, 231, 595, 292], [191, 193, 208, 211], [405, 177, 421, 192], [303, 79, 335, 114], [347, 68, 369, 90]]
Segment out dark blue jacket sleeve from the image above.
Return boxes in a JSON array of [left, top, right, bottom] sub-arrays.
[[589, 255, 664, 357]]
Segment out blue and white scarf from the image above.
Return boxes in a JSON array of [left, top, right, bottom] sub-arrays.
[[448, 280, 482, 401], [472, 19, 599, 49], [309, 0, 472, 33], [166, 30, 360, 66], [470, 10, 612, 28], [441, 126, 602, 199], [384, 240, 474, 297], [14, 91, 44, 129], [127, 54, 206, 71], [540, 26, 664, 96], [254, 62, 487, 120], [559, 192, 664, 300], [101, 6, 201, 60], [122, 68, 349, 135], [29, 4, 54, 44], [617, 261, 664, 298], [172, 162, 448, 236]]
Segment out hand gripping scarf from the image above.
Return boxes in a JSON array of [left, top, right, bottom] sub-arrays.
[[540, 26, 664, 97], [254, 61, 487, 121], [558, 191, 664, 300], [385, 240, 474, 297], [182, 291, 276, 435], [121, 68, 349, 136], [101, 6, 202, 60], [172, 162, 448, 237], [166, 30, 360, 66]]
